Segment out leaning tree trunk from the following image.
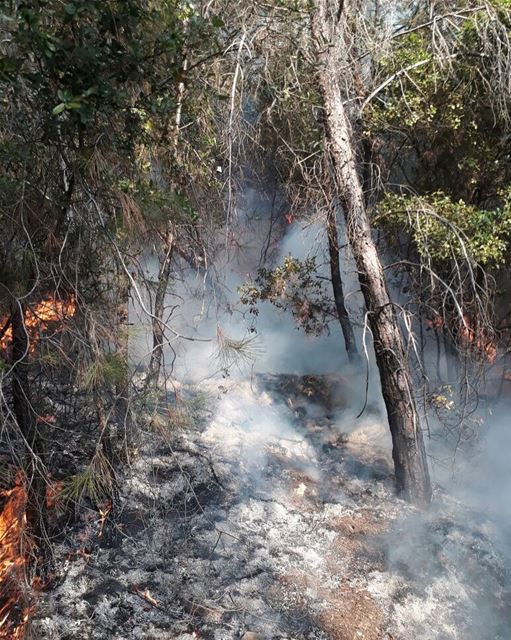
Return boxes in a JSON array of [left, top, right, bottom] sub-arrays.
[[326, 206, 360, 364], [312, 0, 431, 506]]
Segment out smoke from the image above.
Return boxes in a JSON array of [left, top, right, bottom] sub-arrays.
[[445, 407, 511, 546], [368, 392, 511, 640], [203, 380, 320, 494], [129, 178, 370, 382], [127, 164, 511, 640]]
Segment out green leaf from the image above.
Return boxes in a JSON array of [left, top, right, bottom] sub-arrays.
[[82, 86, 98, 97], [52, 103, 66, 115], [20, 9, 37, 25], [65, 4, 76, 15], [57, 89, 71, 101]]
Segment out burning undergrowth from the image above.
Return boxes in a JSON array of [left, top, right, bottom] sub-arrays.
[[30, 373, 511, 640], [0, 296, 80, 639], [0, 297, 76, 356], [0, 473, 33, 640]]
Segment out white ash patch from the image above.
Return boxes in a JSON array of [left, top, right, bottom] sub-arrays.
[[32, 375, 511, 640]]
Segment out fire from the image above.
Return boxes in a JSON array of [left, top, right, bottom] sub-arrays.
[[0, 473, 30, 640], [425, 314, 497, 363], [0, 296, 76, 638], [0, 296, 76, 354], [425, 315, 444, 330], [459, 315, 497, 363]]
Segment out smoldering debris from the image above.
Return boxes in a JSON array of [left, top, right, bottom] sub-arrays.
[[32, 374, 511, 640]]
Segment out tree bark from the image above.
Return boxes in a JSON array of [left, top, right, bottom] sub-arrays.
[[115, 263, 133, 452], [145, 229, 174, 386], [11, 301, 47, 556], [312, 0, 432, 506], [145, 40, 186, 388], [326, 206, 360, 364]]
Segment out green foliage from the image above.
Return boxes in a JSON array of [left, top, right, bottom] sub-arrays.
[[147, 390, 211, 436], [253, 11, 323, 205], [82, 352, 128, 391], [38, 350, 61, 368], [365, 3, 511, 207], [61, 449, 113, 505], [149, 406, 194, 433], [8, 1, 181, 133], [239, 256, 333, 334], [0, 0, 225, 251], [183, 390, 212, 415], [376, 191, 511, 268]]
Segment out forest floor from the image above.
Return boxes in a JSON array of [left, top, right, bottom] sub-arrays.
[[33, 374, 511, 640]]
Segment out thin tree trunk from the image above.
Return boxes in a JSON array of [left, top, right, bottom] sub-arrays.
[[145, 229, 174, 386], [326, 206, 360, 363], [115, 264, 133, 453], [312, 0, 431, 506], [11, 301, 47, 557], [145, 43, 187, 388]]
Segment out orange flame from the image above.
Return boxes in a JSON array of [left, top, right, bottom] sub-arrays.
[[459, 315, 497, 363], [0, 297, 76, 354], [0, 473, 30, 640], [0, 297, 76, 638], [425, 315, 444, 330]]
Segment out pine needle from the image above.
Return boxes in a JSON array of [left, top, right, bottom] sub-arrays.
[[214, 326, 264, 372]]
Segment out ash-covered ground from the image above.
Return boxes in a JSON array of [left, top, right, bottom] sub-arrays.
[[33, 374, 511, 640]]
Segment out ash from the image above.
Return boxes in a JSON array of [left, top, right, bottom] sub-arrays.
[[33, 375, 511, 640]]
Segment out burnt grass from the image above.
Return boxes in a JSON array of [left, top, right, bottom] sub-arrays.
[[31, 375, 511, 640]]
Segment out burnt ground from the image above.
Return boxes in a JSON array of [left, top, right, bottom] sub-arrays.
[[32, 374, 511, 640]]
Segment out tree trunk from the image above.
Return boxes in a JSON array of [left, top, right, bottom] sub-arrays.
[[326, 206, 360, 364], [115, 264, 133, 453], [145, 41, 186, 388], [312, 0, 432, 506], [145, 229, 174, 387], [11, 301, 47, 556]]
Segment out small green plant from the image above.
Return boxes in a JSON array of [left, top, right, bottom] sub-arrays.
[[82, 352, 128, 390], [148, 405, 192, 438], [39, 350, 61, 368], [182, 390, 211, 415], [61, 449, 113, 506]]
